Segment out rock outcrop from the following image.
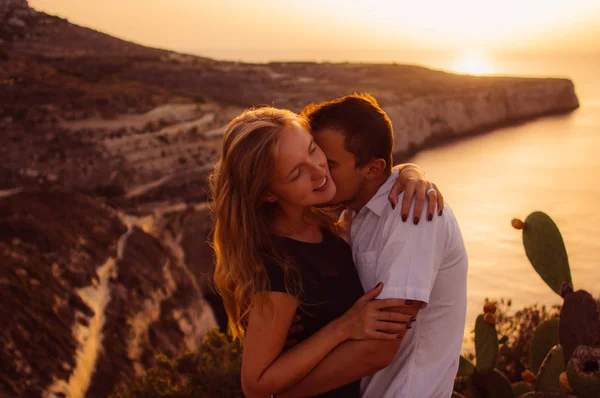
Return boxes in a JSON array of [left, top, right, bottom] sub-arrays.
[[0, 0, 36, 44]]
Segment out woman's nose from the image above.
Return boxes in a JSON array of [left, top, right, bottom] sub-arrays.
[[310, 162, 326, 180]]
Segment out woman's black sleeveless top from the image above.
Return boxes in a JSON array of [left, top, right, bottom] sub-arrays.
[[264, 228, 364, 398]]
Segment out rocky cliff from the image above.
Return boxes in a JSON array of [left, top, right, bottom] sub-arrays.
[[386, 79, 578, 157], [0, 1, 580, 397]]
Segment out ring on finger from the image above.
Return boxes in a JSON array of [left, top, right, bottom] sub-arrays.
[[426, 188, 436, 196]]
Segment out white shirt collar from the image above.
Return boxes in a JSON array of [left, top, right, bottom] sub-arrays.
[[359, 169, 399, 218]]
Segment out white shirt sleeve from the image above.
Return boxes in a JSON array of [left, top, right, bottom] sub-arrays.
[[375, 195, 449, 302]]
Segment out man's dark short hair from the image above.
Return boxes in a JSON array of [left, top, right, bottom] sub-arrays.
[[301, 93, 394, 173]]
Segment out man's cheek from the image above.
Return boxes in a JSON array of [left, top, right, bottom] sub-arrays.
[[330, 170, 342, 188]]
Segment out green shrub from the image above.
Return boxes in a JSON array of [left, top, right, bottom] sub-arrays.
[[113, 329, 242, 398], [494, 299, 561, 381]]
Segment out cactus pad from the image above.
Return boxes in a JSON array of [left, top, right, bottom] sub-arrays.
[[565, 346, 600, 398], [487, 369, 516, 398], [457, 355, 476, 378], [475, 313, 499, 373], [520, 212, 571, 297], [559, 290, 600, 363], [535, 345, 565, 393], [513, 381, 534, 396], [529, 319, 560, 374]]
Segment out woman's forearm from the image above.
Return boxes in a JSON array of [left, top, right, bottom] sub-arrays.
[[394, 163, 425, 177], [277, 339, 404, 398], [243, 319, 347, 397], [243, 286, 408, 397]]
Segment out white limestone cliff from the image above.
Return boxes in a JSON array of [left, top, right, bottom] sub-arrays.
[[385, 79, 579, 157]]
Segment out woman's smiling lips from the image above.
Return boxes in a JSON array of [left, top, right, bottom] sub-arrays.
[[313, 176, 328, 192]]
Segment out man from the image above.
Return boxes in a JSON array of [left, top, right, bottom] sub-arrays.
[[280, 94, 468, 398]]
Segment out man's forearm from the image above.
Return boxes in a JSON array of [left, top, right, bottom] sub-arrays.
[[277, 339, 403, 398]]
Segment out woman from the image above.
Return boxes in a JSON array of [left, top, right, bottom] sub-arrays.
[[210, 107, 438, 397]]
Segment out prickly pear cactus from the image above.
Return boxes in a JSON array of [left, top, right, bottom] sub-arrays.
[[475, 314, 499, 373], [512, 381, 534, 396], [487, 368, 516, 398], [457, 355, 476, 378], [530, 318, 560, 374], [565, 345, 600, 398], [535, 345, 565, 393], [559, 290, 600, 362], [514, 212, 572, 297]]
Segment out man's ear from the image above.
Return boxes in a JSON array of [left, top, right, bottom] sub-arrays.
[[263, 192, 278, 203], [364, 158, 387, 180]]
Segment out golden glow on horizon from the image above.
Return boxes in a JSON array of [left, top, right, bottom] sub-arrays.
[[326, 0, 600, 51], [449, 50, 495, 75], [28, 0, 600, 61]]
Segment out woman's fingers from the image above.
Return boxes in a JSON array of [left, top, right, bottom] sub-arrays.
[[434, 183, 445, 216], [284, 316, 304, 347], [399, 182, 416, 222], [388, 177, 405, 209], [371, 330, 407, 340], [426, 186, 438, 222], [411, 182, 428, 225], [359, 282, 383, 302], [375, 321, 413, 334], [372, 298, 413, 310], [377, 311, 413, 324]]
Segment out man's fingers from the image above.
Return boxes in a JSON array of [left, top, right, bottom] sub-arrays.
[[400, 183, 416, 222], [287, 324, 304, 336], [283, 339, 298, 348]]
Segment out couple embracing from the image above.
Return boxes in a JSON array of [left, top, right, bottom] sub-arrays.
[[210, 94, 468, 398]]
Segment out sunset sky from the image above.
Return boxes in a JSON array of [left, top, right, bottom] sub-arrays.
[[29, 0, 600, 67]]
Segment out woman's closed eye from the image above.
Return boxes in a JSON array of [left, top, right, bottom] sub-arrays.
[[290, 168, 302, 181], [289, 142, 317, 181]]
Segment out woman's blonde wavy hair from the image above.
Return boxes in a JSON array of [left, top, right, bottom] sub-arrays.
[[209, 106, 337, 343]]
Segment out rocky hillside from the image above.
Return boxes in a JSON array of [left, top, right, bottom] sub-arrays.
[[0, 191, 218, 397], [0, 1, 580, 397], [0, 0, 579, 201]]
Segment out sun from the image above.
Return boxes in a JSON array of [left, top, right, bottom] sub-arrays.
[[449, 50, 495, 75]]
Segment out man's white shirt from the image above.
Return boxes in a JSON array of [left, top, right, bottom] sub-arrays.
[[348, 170, 468, 398]]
